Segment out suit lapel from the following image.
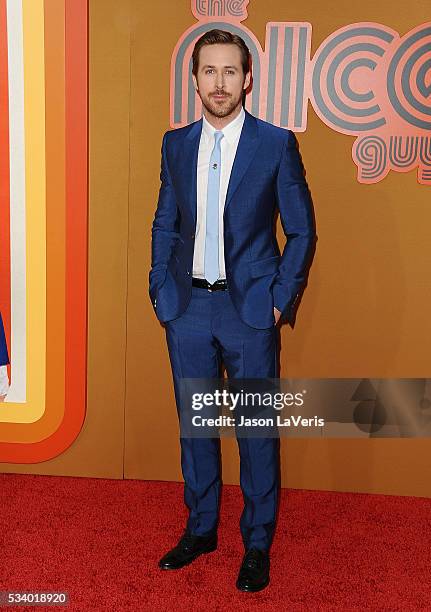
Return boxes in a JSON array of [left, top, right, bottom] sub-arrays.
[[224, 111, 259, 216], [182, 119, 202, 226]]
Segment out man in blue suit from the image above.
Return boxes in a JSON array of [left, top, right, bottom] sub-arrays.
[[149, 29, 315, 592]]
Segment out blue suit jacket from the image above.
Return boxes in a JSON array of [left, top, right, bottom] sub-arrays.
[[149, 110, 316, 329]]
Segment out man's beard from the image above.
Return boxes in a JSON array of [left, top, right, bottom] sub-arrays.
[[201, 90, 242, 119]]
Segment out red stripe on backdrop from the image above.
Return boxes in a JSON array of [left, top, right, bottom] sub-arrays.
[[0, 0, 11, 376], [63, 0, 88, 442]]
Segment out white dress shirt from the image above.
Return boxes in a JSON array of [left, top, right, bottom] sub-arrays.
[[192, 107, 245, 279]]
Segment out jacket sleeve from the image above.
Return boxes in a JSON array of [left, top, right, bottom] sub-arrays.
[[272, 130, 316, 324], [149, 132, 181, 306]]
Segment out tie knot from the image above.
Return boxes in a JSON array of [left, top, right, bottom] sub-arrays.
[[214, 130, 224, 145]]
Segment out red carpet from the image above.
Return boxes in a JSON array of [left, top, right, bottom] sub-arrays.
[[1, 474, 431, 611]]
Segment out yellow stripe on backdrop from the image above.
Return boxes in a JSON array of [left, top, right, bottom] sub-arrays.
[[1, 0, 47, 422]]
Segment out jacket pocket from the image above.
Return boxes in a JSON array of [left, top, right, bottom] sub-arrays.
[[249, 255, 280, 278]]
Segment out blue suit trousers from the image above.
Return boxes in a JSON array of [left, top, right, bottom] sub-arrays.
[[165, 285, 280, 551]]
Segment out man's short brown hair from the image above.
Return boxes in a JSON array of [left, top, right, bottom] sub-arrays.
[[192, 29, 251, 76]]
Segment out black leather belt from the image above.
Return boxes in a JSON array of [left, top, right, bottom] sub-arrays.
[[192, 277, 228, 291]]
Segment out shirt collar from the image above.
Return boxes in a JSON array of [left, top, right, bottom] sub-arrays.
[[201, 106, 245, 145]]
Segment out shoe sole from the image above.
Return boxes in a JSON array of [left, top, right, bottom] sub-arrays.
[[158, 542, 217, 570], [236, 577, 270, 592]]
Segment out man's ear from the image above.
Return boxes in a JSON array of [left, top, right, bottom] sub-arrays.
[[192, 73, 198, 92], [243, 71, 251, 90]]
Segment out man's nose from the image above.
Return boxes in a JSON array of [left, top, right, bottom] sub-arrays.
[[215, 71, 225, 89]]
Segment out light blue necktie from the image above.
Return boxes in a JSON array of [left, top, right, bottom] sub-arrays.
[[204, 130, 224, 285]]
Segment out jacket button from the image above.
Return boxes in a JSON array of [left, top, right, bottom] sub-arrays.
[[186, 270, 190, 275], [191, 233, 195, 239]]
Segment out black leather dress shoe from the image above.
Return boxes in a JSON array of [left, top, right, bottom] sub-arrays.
[[236, 548, 270, 592], [158, 531, 217, 570]]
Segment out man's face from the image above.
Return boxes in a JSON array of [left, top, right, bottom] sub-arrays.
[[192, 44, 251, 119]]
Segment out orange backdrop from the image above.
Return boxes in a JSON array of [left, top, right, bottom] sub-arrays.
[[2, 0, 431, 498]]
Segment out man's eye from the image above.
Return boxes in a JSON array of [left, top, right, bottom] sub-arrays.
[[205, 69, 214, 74], [226, 70, 235, 75]]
